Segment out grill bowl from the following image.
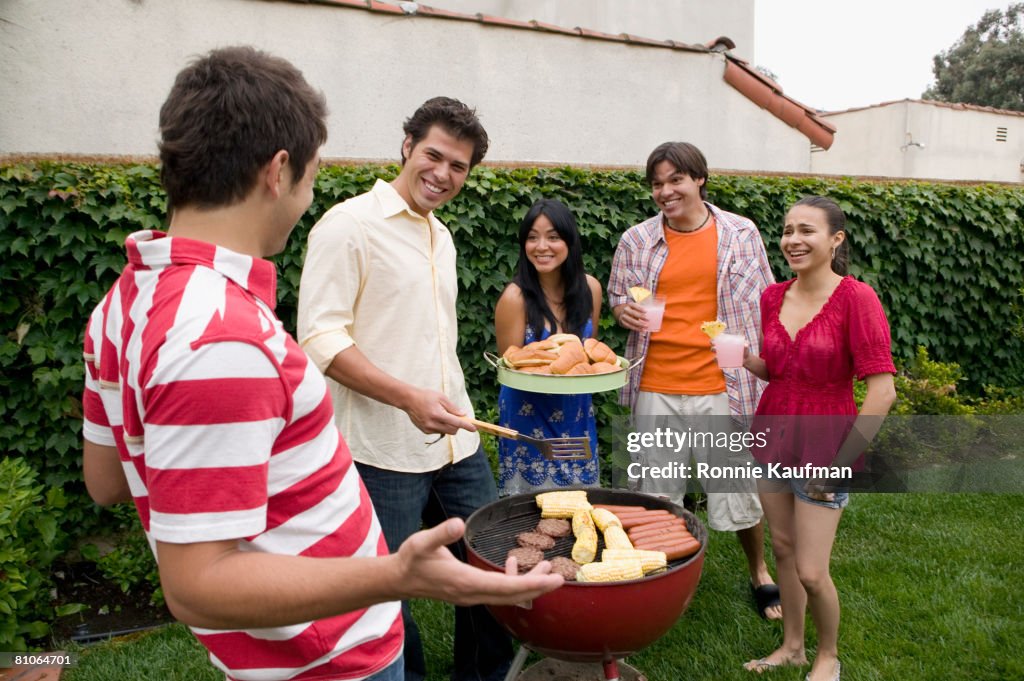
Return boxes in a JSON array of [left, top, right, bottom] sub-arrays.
[[465, 487, 706, 663]]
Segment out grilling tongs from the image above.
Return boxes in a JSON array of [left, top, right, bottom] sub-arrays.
[[466, 418, 593, 461]]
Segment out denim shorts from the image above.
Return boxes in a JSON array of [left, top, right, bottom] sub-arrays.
[[789, 476, 850, 510], [757, 473, 851, 509]]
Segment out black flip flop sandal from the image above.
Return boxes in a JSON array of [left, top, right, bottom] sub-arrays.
[[750, 582, 781, 620]]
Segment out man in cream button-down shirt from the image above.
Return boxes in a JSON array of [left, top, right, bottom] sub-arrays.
[[299, 177, 478, 471], [298, 97, 513, 681]]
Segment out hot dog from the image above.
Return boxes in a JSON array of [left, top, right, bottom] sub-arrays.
[[626, 518, 687, 537], [593, 504, 649, 514], [612, 508, 672, 519], [641, 537, 701, 561], [632, 530, 693, 548], [629, 523, 691, 542], [615, 511, 673, 529]]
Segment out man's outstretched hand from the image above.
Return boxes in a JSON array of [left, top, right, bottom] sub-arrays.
[[394, 518, 563, 606]]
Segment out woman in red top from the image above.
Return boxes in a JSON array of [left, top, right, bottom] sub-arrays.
[[739, 197, 897, 681]]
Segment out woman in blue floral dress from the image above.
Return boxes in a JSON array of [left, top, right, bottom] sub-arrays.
[[494, 199, 603, 495]]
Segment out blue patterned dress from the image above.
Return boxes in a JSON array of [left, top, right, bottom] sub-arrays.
[[497, 320, 599, 495]]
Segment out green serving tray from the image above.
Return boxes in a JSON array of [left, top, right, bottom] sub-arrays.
[[485, 353, 642, 395]]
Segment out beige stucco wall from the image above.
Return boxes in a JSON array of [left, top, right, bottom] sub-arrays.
[[0, 0, 805, 172], [811, 101, 1024, 183], [430, 0, 756, 61]]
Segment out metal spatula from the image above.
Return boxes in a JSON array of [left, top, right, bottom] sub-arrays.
[[467, 418, 593, 461]]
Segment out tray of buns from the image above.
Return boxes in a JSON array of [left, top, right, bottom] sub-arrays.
[[484, 334, 642, 395]]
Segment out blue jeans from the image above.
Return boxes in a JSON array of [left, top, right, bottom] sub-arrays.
[[365, 654, 404, 681], [356, 449, 513, 681]]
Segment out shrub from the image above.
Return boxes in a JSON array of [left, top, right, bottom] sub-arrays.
[[80, 505, 163, 608], [0, 457, 70, 650], [891, 346, 974, 416]]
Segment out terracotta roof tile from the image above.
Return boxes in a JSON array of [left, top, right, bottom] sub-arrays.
[[723, 58, 836, 148], [621, 33, 674, 48], [317, 0, 367, 7], [574, 26, 630, 42], [528, 20, 580, 36], [364, 1, 403, 15], [415, 5, 472, 19], [476, 13, 535, 29]]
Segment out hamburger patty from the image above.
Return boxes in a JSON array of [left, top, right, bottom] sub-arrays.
[[516, 531, 556, 550], [535, 518, 572, 538], [549, 556, 580, 581], [506, 547, 544, 572]]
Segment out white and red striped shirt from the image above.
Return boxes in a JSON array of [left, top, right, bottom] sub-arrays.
[[82, 231, 402, 681]]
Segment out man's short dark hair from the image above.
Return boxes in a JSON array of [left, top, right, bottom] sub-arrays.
[[401, 96, 489, 168], [158, 46, 328, 212], [645, 142, 709, 200]]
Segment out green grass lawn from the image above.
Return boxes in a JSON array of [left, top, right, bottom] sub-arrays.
[[59, 494, 1024, 681]]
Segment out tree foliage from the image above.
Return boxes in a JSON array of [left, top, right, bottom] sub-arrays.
[[923, 3, 1024, 111]]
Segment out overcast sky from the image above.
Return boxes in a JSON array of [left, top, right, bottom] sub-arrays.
[[754, 0, 1011, 112]]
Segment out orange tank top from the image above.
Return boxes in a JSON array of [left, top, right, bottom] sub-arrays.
[[639, 217, 726, 395]]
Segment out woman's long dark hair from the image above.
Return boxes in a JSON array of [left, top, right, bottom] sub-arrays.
[[513, 198, 592, 338], [791, 195, 849, 276]]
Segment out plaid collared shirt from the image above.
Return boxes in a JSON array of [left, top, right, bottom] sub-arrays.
[[608, 202, 775, 424]]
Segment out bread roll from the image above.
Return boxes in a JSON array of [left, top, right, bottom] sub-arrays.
[[583, 338, 617, 364], [549, 343, 588, 374], [525, 339, 558, 352], [548, 333, 582, 347], [506, 347, 558, 368], [566, 362, 595, 375], [590, 361, 621, 374]]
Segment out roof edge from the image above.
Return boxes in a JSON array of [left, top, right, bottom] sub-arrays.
[[723, 57, 836, 149], [824, 98, 1024, 118], [300, 0, 713, 52]]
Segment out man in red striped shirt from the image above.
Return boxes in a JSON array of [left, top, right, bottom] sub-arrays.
[[81, 46, 561, 681]]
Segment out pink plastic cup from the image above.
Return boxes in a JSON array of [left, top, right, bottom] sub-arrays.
[[713, 333, 745, 368], [641, 295, 667, 333]]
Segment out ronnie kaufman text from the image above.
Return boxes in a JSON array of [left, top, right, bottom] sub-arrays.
[[627, 462, 854, 481]]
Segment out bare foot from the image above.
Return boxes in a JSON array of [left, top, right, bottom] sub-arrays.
[[743, 648, 808, 673], [806, 657, 841, 681]]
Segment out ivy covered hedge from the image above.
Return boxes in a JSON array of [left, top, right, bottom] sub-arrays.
[[2, 161, 1023, 503]]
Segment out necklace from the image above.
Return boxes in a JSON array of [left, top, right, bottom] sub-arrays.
[[666, 208, 711, 233]]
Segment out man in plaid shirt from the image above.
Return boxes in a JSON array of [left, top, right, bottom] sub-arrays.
[[608, 141, 782, 620]]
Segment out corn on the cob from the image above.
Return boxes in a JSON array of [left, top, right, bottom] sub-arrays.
[[590, 508, 622, 532], [601, 548, 668, 574], [541, 500, 593, 519], [571, 528, 598, 564], [535, 490, 588, 509], [577, 559, 644, 583], [571, 508, 598, 564], [602, 524, 634, 550], [571, 508, 595, 536]]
